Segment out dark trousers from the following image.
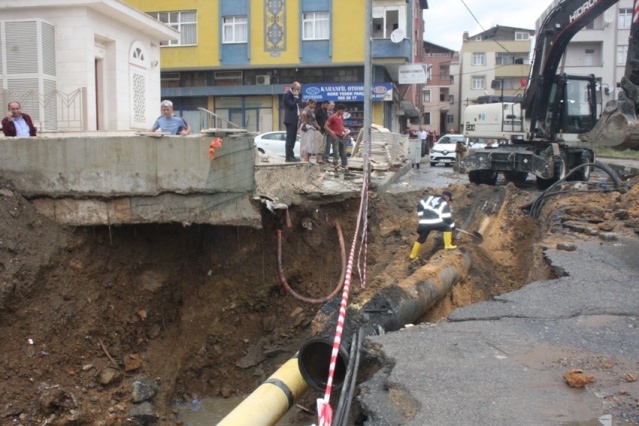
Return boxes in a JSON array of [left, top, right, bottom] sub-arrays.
[[416, 224, 452, 243], [328, 135, 348, 167], [421, 139, 428, 156], [285, 121, 298, 159], [322, 133, 332, 162]]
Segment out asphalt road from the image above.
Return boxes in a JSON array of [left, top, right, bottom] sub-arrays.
[[357, 160, 639, 426]]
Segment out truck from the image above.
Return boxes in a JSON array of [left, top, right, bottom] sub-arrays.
[[462, 0, 639, 188]]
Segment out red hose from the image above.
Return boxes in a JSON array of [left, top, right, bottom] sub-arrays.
[[277, 220, 346, 304]]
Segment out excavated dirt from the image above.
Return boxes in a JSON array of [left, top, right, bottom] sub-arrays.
[[1, 167, 639, 425]]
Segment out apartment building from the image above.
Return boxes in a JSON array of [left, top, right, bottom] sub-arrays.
[[457, 26, 534, 133], [421, 41, 458, 135], [124, 0, 429, 135]]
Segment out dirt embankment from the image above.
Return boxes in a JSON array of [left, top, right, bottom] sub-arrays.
[[1, 172, 638, 425]]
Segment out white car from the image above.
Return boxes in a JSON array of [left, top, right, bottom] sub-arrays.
[[429, 134, 466, 166], [254, 131, 301, 158]]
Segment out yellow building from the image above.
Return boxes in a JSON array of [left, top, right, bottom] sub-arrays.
[[124, 0, 429, 134]]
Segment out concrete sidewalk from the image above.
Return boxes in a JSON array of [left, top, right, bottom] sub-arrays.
[[358, 237, 639, 425]]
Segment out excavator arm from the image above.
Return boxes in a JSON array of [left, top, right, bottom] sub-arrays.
[[579, 0, 639, 149], [525, 0, 619, 139]]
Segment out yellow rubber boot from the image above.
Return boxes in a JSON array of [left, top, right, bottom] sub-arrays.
[[443, 232, 457, 250], [409, 242, 422, 259]]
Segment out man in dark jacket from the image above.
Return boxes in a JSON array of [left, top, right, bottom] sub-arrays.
[[283, 82, 302, 162], [2, 101, 37, 137], [409, 190, 457, 259]]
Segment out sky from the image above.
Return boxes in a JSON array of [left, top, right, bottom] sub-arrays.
[[423, 0, 553, 51]]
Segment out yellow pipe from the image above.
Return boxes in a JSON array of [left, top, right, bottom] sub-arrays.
[[218, 355, 309, 426]]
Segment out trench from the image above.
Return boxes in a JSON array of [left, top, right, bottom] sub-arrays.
[[0, 184, 559, 424]]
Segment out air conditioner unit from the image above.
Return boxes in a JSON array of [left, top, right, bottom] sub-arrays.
[[256, 75, 271, 85]]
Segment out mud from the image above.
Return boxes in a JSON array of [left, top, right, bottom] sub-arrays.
[[1, 167, 638, 425]]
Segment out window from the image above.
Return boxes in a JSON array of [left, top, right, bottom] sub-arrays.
[[472, 52, 485, 66], [447, 115, 454, 124], [449, 95, 455, 105], [617, 45, 628, 65], [303, 12, 329, 40], [472, 76, 485, 90], [585, 20, 595, 30], [423, 90, 431, 103], [223, 16, 248, 44], [584, 49, 595, 66], [424, 112, 431, 125], [514, 32, 529, 41], [148, 11, 197, 46], [618, 8, 632, 29], [496, 52, 514, 65]]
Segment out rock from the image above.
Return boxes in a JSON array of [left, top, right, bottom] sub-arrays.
[[98, 367, 123, 386], [563, 369, 595, 388], [236, 343, 265, 369], [124, 354, 143, 372], [128, 401, 158, 425], [556, 242, 577, 252], [131, 377, 159, 403], [290, 307, 304, 317], [614, 209, 630, 220], [599, 232, 618, 241], [597, 221, 615, 232]]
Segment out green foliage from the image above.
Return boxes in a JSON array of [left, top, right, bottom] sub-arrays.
[[593, 146, 639, 159]]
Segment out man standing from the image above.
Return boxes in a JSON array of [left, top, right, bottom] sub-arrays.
[[314, 100, 330, 164], [2, 101, 37, 137], [454, 139, 467, 173], [283, 81, 302, 162], [321, 101, 335, 163], [324, 103, 349, 171], [418, 127, 428, 156], [409, 190, 457, 260], [149, 100, 191, 136]]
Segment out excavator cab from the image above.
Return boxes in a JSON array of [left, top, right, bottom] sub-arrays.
[[543, 74, 597, 139]]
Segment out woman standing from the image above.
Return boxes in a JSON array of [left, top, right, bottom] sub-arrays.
[[300, 99, 319, 163]]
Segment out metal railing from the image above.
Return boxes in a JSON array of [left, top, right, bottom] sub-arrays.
[[1, 88, 86, 132], [198, 107, 243, 131]]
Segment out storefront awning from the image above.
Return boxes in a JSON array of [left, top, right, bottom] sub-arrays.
[[400, 100, 420, 118]]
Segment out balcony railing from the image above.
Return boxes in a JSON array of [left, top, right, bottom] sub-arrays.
[[1, 88, 86, 132]]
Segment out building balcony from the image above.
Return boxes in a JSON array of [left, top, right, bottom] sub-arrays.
[[372, 38, 411, 63]]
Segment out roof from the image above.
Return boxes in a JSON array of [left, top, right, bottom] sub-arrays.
[[470, 25, 535, 41], [2, 0, 178, 41]]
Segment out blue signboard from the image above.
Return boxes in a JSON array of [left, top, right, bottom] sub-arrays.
[[301, 83, 393, 102]]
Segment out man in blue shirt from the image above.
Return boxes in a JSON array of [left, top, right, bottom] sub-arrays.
[[149, 100, 191, 136]]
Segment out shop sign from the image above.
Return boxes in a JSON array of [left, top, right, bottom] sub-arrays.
[[302, 83, 393, 102], [398, 65, 427, 84]]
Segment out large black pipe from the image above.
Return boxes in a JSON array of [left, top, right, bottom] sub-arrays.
[[298, 248, 472, 391]]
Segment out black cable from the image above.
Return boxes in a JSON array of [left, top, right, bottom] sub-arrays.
[[529, 161, 622, 218], [334, 330, 359, 426], [340, 327, 365, 426]]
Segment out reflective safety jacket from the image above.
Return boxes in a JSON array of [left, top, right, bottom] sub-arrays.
[[416, 195, 455, 232]]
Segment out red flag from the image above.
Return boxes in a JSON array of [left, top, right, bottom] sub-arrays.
[[520, 78, 527, 88]]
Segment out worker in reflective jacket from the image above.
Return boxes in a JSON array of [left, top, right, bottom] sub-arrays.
[[409, 190, 457, 259]]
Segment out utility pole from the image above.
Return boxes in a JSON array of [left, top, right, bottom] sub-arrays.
[[363, 0, 372, 153]]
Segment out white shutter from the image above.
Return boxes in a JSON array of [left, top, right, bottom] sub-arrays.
[[6, 21, 38, 74], [42, 22, 56, 77]]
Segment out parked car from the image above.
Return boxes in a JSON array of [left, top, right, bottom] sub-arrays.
[[254, 131, 300, 158], [429, 134, 466, 166]]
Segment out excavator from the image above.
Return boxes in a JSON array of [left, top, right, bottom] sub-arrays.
[[462, 0, 639, 188]]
